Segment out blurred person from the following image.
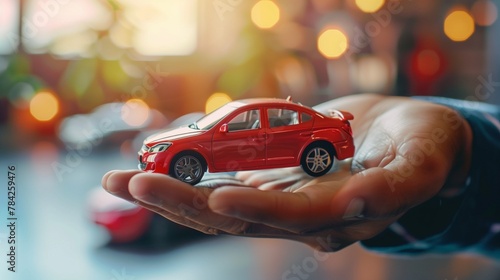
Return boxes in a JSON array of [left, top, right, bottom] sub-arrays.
[[102, 93, 500, 258]]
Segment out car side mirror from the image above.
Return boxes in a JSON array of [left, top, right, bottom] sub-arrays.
[[219, 124, 228, 133]]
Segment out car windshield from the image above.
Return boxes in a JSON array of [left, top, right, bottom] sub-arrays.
[[192, 103, 238, 130]]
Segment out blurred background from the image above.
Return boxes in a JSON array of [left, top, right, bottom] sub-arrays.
[[0, 0, 499, 279]]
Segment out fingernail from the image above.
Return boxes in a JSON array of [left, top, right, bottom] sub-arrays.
[[101, 170, 115, 190], [343, 198, 365, 220], [211, 205, 236, 216]]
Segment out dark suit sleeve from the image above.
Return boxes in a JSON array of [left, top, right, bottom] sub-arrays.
[[361, 97, 500, 258]]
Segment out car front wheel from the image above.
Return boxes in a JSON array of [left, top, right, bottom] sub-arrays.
[[301, 143, 334, 177], [170, 153, 206, 185]]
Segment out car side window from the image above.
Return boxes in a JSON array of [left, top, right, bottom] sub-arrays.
[[301, 112, 312, 123], [267, 108, 300, 128], [227, 109, 260, 132]]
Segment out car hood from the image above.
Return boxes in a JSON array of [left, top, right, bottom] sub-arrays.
[[145, 126, 204, 143]]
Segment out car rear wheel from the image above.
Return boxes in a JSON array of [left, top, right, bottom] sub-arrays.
[[170, 153, 206, 185], [301, 143, 334, 177]]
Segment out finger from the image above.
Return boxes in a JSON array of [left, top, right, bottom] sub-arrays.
[[128, 173, 252, 235], [103, 171, 321, 238], [102, 170, 220, 234], [329, 166, 427, 222], [133, 198, 218, 234], [350, 142, 450, 220], [103, 171, 221, 234], [102, 169, 143, 201], [208, 184, 340, 233], [208, 164, 404, 233]]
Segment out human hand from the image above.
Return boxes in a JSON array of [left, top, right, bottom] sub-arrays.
[[102, 94, 472, 251]]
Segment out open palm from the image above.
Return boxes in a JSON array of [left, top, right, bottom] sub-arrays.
[[102, 94, 472, 251]]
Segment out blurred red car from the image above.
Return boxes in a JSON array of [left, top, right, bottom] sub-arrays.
[[139, 97, 354, 184], [89, 187, 153, 243], [89, 187, 207, 245]]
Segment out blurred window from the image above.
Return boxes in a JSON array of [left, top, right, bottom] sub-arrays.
[[301, 112, 312, 123], [228, 109, 260, 131], [267, 108, 299, 128]]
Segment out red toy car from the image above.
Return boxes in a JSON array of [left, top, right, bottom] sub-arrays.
[[138, 97, 354, 184]]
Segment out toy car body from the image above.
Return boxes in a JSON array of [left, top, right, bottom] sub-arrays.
[[138, 97, 354, 184]]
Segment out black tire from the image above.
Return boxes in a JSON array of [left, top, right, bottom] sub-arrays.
[[301, 143, 335, 177], [169, 152, 206, 185]]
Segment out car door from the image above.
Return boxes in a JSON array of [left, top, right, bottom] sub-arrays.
[[211, 108, 266, 171], [265, 107, 314, 167]]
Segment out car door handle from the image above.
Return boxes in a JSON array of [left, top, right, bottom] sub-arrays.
[[251, 137, 265, 142]]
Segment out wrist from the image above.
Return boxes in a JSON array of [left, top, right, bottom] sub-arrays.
[[439, 112, 473, 197]]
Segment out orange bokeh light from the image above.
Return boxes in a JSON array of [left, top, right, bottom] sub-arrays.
[[355, 0, 385, 13], [205, 93, 232, 114], [317, 28, 348, 59], [29, 92, 59, 122], [444, 9, 475, 42], [121, 99, 151, 127], [251, 0, 280, 29]]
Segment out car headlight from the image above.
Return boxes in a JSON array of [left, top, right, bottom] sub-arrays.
[[148, 143, 172, 153]]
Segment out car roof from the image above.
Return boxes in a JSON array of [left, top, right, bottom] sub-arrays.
[[231, 98, 311, 109]]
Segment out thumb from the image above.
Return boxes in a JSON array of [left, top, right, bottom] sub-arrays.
[[331, 167, 409, 221]]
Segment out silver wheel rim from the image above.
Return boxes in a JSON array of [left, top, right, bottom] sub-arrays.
[[174, 155, 203, 183], [305, 147, 331, 174]]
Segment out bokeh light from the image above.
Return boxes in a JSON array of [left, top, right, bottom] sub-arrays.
[[251, 0, 280, 29], [0, 0, 19, 54], [317, 28, 348, 59], [444, 9, 475, 42], [416, 49, 441, 76], [131, 0, 199, 56], [472, 0, 498, 26], [275, 56, 311, 97], [205, 93, 232, 113], [355, 0, 385, 13], [354, 55, 390, 92], [29, 92, 59, 122], [121, 99, 151, 127]]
